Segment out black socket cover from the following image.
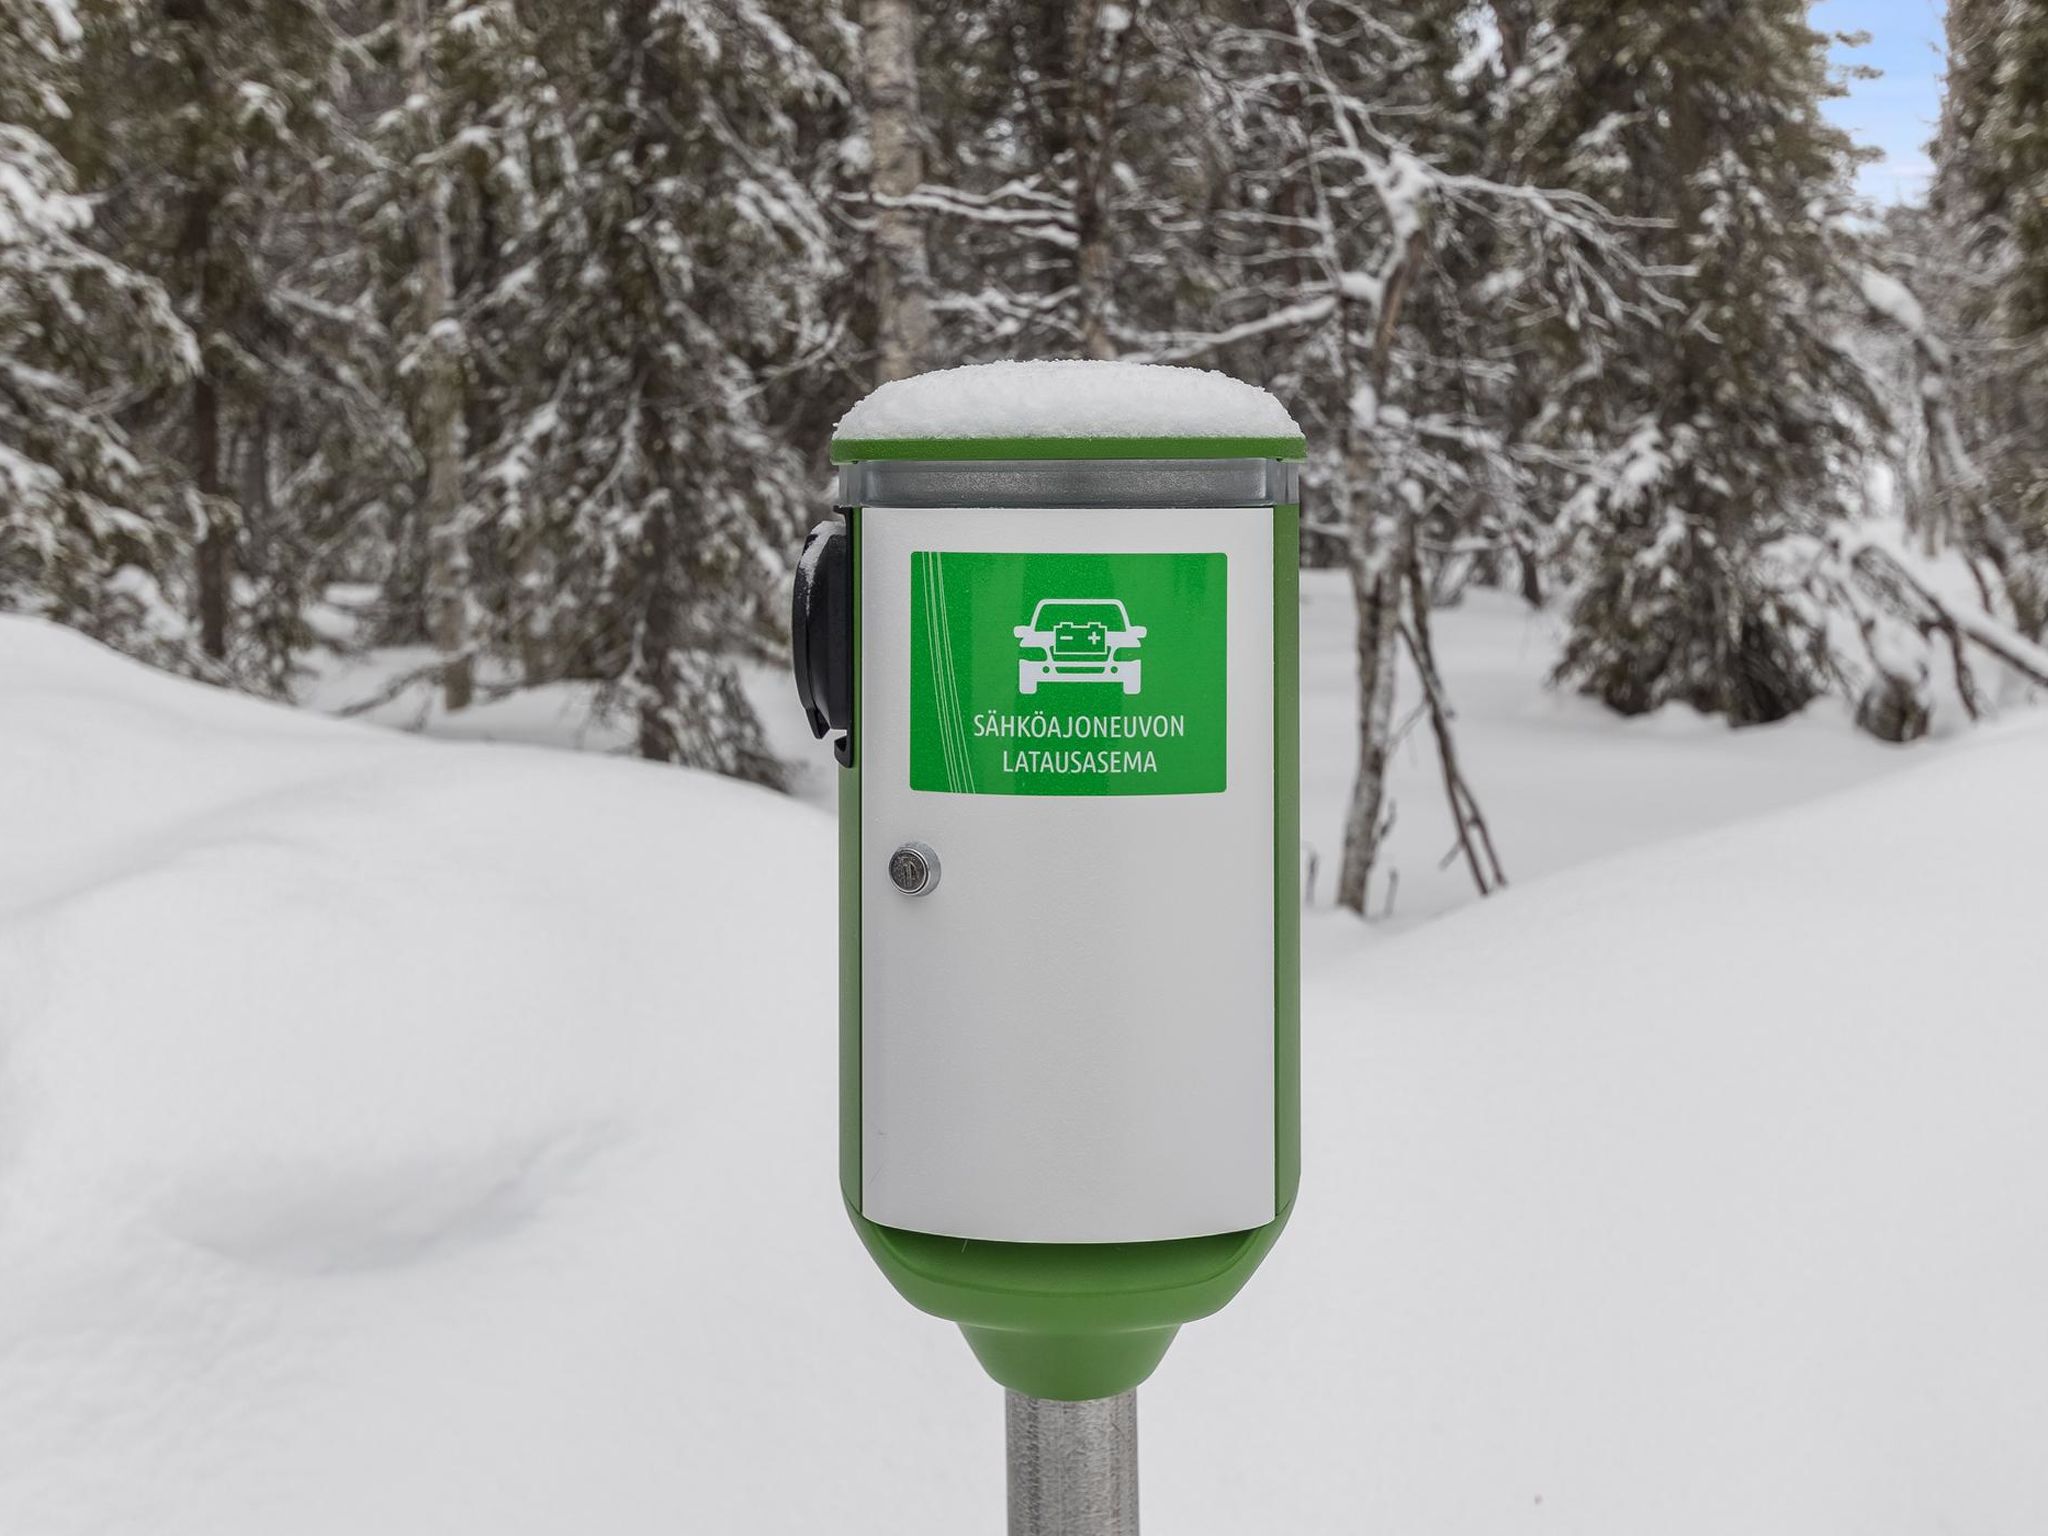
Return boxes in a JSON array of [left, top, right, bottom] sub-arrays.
[[792, 517, 854, 761]]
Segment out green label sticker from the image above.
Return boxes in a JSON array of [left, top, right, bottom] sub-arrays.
[[910, 550, 1227, 796]]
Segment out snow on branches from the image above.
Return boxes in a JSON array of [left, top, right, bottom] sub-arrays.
[[0, 9, 198, 667]]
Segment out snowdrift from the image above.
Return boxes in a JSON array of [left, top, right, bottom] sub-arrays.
[[1, 615, 2043, 1534]]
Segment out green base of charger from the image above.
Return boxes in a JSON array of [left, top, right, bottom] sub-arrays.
[[849, 1202, 1296, 1400]]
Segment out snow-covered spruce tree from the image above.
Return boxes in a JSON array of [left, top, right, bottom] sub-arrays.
[[62, 0, 398, 690], [1923, 0, 2048, 640], [493, 0, 851, 783], [1952, 0, 2048, 335], [354, 0, 548, 709], [348, 0, 569, 689], [0, 0, 198, 663], [1540, 0, 1884, 724]]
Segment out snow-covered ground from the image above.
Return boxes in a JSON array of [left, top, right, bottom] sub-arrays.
[[307, 571, 1946, 926], [4, 593, 2043, 1533]]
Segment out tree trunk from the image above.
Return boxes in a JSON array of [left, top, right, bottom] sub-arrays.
[[1067, 0, 1134, 358], [634, 483, 683, 765], [629, 472, 786, 791], [862, 0, 932, 382], [194, 366, 229, 660], [1335, 228, 1428, 916], [407, 0, 474, 711], [190, 203, 229, 661], [1335, 519, 1400, 916], [1516, 537, 1545, 607], [173, 0, 231, 662], [515, 534, 553, 686]]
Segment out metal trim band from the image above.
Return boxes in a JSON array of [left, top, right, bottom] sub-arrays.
[[837, 457, 1299, 509]]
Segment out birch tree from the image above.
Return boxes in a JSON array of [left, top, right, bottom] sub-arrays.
[[392, 0, 474, 709], [1147, 0, 1653, 913], [861, 0, 932, 382]]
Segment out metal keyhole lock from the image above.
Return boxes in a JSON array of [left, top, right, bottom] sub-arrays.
[[889, 841, 940, 897]]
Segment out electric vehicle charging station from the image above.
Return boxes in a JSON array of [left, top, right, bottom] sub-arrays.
[[793, 361, 1301, 1436]]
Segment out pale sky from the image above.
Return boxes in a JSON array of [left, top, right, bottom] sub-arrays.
[[1815, 0, 1949, 204]]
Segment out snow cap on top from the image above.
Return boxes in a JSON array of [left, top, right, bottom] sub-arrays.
[[834, 360, 1301, 445]]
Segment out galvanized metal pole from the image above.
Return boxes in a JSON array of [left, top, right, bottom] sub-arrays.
[[1005, 1390, 1139, 1536]]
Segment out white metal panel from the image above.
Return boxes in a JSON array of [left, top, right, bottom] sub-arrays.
[[859, 505, 1275, 1244]]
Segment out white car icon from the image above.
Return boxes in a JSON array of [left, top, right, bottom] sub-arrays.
[[1014, 598, 1146, 696]]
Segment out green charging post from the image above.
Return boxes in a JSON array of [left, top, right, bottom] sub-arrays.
[[792, 360, 1302, 1530]]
